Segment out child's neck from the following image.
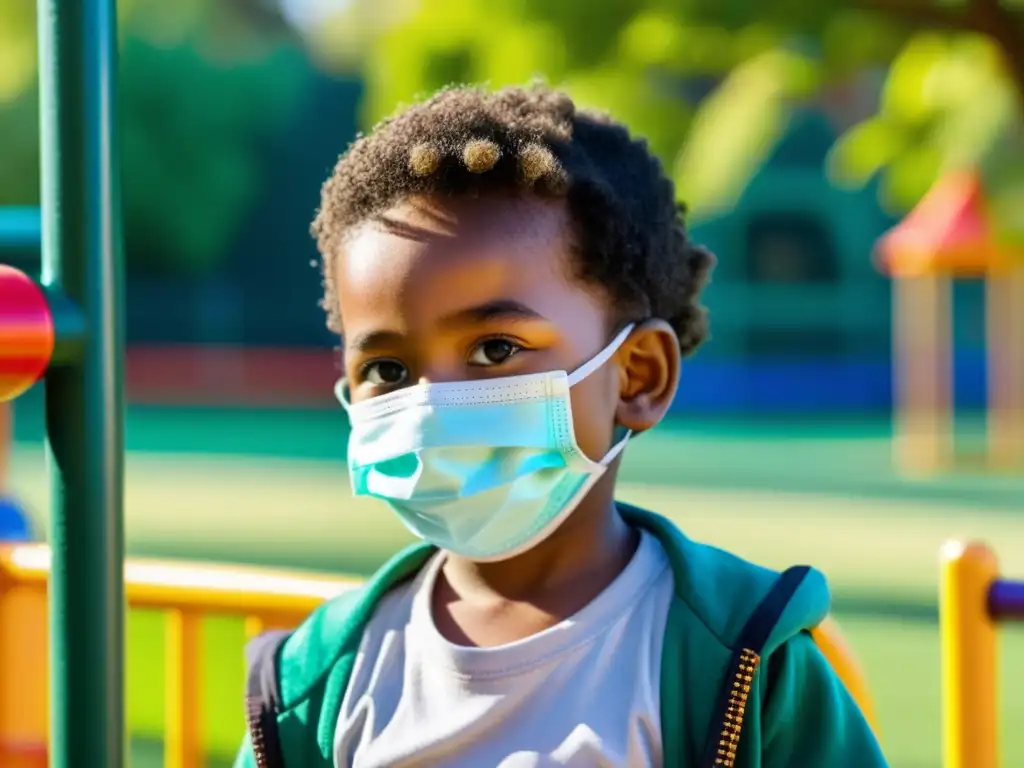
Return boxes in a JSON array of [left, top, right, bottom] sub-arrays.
[[432, 492, 639, 647]]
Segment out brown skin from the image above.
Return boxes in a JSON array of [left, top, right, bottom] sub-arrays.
[[335, 194, 680, 647]]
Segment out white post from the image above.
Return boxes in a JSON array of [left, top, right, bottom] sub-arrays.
[[893, 274, 955, 475], [986, 266, 1024, 469]]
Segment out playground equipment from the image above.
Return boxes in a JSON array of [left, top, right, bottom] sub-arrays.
[[0, 401, 30, 541], [0, 2, 879, 766], [0, 0, 126, 765], [0, 264, 50, 540], [877, 170, 1024, 476], [0, 207, 41, 540], [940, 540, 1024, 768], [0, 545, 362, 767], [0, 543, 881, 768]]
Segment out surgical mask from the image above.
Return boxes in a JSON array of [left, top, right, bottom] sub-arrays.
[[336, 324, 634, 562]]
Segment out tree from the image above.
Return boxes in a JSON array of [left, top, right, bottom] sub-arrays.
[[825, 1, 1024, 243], [315, 0, 1024, 241], [0, 0, 313, 274]]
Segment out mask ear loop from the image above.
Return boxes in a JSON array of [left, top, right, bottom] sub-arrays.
[[566, 323, 635, 387], [564, 324, 637, 466], [600, 426, 632, 466], [335, 378, 352, 412]]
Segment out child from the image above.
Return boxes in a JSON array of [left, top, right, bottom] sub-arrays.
[[235, 84, 887, 767]]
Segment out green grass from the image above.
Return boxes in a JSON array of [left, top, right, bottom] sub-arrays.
[[10, 408, 1024, 766]]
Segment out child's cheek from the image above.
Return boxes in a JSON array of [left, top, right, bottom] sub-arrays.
[[567, 372, 619, 462]]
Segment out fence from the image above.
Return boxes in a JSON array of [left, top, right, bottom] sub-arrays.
[[0, 544, 362, 768], [940, 540, 1024, 768], [0, 542, 882, 767]]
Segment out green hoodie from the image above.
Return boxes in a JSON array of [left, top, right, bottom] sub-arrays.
[[234, 504, 887, 767]]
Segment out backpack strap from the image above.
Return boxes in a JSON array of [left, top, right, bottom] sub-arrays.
[[244, 630, 292, 768], [700, 565, 811, 768]]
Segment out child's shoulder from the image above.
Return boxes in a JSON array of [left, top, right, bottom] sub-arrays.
[[273, 542, 435, 707], [618, 502, 831, 654]]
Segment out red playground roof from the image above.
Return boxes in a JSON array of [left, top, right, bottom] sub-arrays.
[[876, 170, 1013, 277]]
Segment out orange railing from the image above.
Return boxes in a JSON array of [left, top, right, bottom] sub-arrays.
[[0, 544, 362, 768], [811, 616, 880, 737], [1, 544, 881, 767]]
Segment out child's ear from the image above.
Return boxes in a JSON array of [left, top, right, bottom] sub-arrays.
[[615, 319, 680, 433]]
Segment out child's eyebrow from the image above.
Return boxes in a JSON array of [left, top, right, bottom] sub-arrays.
[[346, 301, 545, 353], [437, 299, 546, 329], [346, 329, 405, 353]]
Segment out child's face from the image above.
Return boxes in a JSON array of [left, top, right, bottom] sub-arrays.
[[334, 194, 626, 462]]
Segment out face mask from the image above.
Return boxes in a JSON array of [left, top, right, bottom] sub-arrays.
[[336, 324, 635, 562]]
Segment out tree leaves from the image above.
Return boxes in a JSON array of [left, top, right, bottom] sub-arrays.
[[828, 117, 906, 190], [879, 32, 948, 125], [0, 0, 312, 275], [0, 0, 36, 104], [346, 0, 1024, 235], [829, 29, 1022, 215], [675, 48, 819, 219], [4, 0, 1023, 273]]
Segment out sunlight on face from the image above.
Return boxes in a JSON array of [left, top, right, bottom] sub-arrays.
[[335, 195, 611, 399]]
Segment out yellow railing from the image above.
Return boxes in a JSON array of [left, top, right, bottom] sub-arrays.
[[940, 540, 1024, 768], [0, 544, 881, 767], [0, 543, 361, 768]]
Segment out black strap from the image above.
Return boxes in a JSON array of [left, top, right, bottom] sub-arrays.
[[733, 566, 810, 654], [245, 630, 292, 768], [700, 566, 811, 767]]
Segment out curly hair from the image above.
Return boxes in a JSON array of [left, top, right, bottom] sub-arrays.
[[312, 83, 715, 357]]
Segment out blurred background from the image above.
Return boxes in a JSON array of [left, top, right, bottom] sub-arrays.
[[2, 0, 1024, 765]]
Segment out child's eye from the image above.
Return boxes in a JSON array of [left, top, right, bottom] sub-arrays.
[[468, 338, 522, 367], [362, 359, 409, 386]]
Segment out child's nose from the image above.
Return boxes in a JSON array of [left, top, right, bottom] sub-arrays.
[[415, 357, 465, 384]]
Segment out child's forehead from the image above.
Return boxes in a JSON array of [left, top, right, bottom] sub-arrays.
[[372, 193, 568, 241], [340, 196, 570, 294], [334, 195, 605, 335]]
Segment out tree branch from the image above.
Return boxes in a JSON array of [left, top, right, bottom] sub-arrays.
[[852, 0, 973, 29], [969, 0, 1024, 95], [853, 0, 1024, 100]]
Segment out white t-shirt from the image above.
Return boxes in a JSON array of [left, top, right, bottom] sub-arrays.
[[333, 530, 675, 767]]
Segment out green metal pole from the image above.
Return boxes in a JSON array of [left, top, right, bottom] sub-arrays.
[[37, 0, 126, 766]]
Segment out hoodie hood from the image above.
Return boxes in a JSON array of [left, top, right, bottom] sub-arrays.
[[618, 502, 831, 654]]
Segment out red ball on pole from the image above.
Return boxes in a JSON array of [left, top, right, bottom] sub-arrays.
[[0, 265, 54, 401]]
